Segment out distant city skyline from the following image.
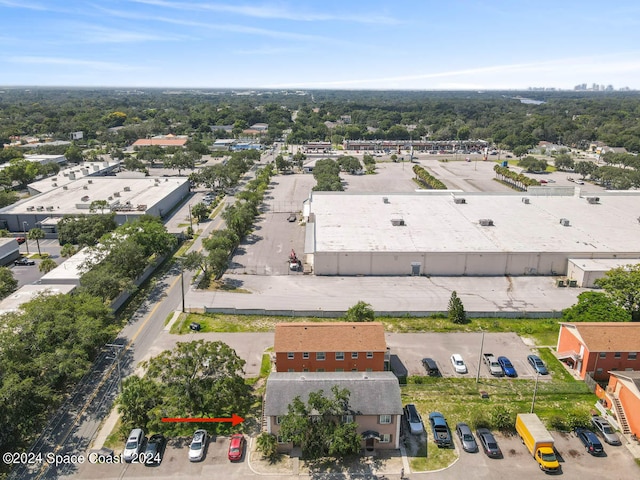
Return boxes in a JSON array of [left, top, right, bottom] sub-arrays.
[[1, 0, 640, 90]]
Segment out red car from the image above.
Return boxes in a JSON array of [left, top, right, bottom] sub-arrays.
[[227, 434, 245, 461], [16, 237, 25, 244]]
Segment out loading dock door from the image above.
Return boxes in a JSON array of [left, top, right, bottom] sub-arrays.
[[411, 262, 421, 276]]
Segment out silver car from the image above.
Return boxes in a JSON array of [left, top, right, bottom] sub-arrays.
[[123, 428, 145, 463], [590, 416, 621, 445], [188, 429, 208, 461], [455, 422, 478, 452]]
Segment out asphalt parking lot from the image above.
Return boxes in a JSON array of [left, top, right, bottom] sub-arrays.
[[387, 332, 548, 380], [445, 428, 638, 480], [69, 435, 252, 479]]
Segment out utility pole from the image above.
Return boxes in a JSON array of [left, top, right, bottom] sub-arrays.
[[530, 372, 540, 413], [105, 343, 124, 392], [476, 330, 485, 383]]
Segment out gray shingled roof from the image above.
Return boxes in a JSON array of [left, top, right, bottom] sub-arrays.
[[264, 372, 402, 416]]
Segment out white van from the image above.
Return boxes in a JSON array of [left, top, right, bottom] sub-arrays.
[[123, 428, 145, 463]]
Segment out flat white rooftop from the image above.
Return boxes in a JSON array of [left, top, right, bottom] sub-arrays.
[[40, 247, 99, 284], [309, 191, 640, 254], [568, 258, 640, 272], [28, 160, 120, 194], [0, 283, 76, 314], [5, 176, 188, 216]]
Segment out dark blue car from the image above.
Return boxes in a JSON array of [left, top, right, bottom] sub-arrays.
[[497, 356, 517, 377], [576, 427, 604, 456]]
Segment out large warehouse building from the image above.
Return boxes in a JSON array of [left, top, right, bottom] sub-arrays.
[[0, 176, 190, 232], [303, 188, 640, 278]]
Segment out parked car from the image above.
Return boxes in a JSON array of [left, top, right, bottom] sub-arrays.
[[575, 427, 604, 456], [188, 429, 208, 462], [455, 422, 478, 453], [404, 404, 424, 435], [450, 353, 468, 374], [590, 416, 622, 445], [228, 433, 245, 461], [123, 428, 145, 463], [14, 257, 35, 266], [144, 434, 166, 466], [527, 354, 548, 375], [476, 428, 502, 458], [428, 412, 453, 448], [497, 356, 517, 377], [421, 357, 440, 376], [15, 236, 25, 244]]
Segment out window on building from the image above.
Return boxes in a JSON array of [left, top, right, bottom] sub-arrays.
[[303, 368, 309, 372], [317, 368, 325, 372], [288, 368, 295, 372], [342, 415, 354, 424], [366, 368, 373, 372], [380, 434, 391, 443], [351, 368, 358, 372], [287, 352, 294, 360], [599, 352, 607, 358], [366, 352, 374, 359], [629, 352, 637, 360], [352, 352, 358, 359], [275, 416, 281, 425], [614, 352, 622, 359], [379, 415, 392, 424], [335, 352, 345, 361], [316, 352, 325, 361], [335, 368, 344, 372], [303, 352, 309, 359], [596, 368, 603, 375]]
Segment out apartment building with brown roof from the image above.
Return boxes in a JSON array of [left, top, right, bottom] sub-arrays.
[[557, 322, 640, 381], [274, 322, 388, 373]]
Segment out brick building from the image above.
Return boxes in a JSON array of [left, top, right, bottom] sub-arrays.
[[273, 322, 388, 373], [556, 322, 640, 382]]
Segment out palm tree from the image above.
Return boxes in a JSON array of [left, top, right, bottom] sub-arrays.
[[38, 257, 57, 274], [27, 228, 45, 256]]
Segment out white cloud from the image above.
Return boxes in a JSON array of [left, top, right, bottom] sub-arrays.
[[73, 24, 191, 44], [7, 56, 138, 71], [128, 0, 401, 25]]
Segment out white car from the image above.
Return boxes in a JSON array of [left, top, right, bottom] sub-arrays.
[[188, 429, 208, 462], [450, 354, 468, 374]]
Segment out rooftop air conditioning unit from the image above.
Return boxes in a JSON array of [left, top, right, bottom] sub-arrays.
[[114, 192, 120, 197], [586, 196, 600, 204], [88, 179, 93, 184], [382, 197, 389, 204], [83, 185, 88, 190], [63, 186, 68, 190], [454, 197, 466, 204], [479, 219, 494, 226], [46, 206, 54, 211], [390, 218, 405, 226], [81, 195, 89, 202], [560, 218, 570, 226], [52, 183, 57, 187], [124, 186, 131, 192], [26, 206, 35, 211], [522, 197, 530, 204]]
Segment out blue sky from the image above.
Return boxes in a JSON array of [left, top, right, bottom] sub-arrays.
[[1, 0, 640, 90]]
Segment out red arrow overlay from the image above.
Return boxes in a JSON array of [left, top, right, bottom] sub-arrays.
[[161, 413, 244, 426]]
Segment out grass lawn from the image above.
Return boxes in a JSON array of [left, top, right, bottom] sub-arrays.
[[403, 348, 596, 448], [171, 312, 560, 345], [409, 438, 456, 472]]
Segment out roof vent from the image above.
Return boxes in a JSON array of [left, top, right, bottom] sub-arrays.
[[382, 197, 389, 204], [390, 218, 405, 226], [453, 197, 466, 204], [83, 185, 88, 190], [586, 196, 600, 204], [560, 218, 570, 226], [522, 197, 530, 204], [479, 219, 494, 226]]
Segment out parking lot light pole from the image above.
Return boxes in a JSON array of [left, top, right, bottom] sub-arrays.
[[476, 330, 485, 383], [530, 371, 540, 413], [22, 221, 29, 255]]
